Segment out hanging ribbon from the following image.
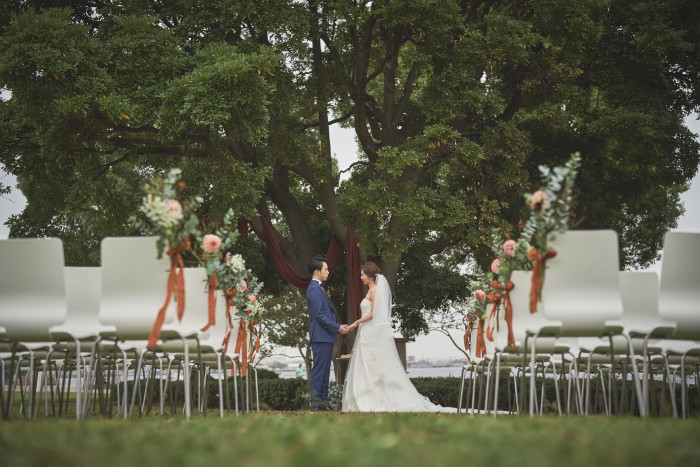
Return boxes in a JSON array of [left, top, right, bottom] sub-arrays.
[[221, 288, 237, 354], [475, 318, 487, 358], [200, 272, 218, 332], [247, 320, 261, 364], [527, 247, 557, 313], [490, 279, 515, 349], [464, 320, 473, 351], [148, 240, 189, 349], [233, 318, 248, 376], [464, 318, 487, 358], [485, 292, 501, 342]]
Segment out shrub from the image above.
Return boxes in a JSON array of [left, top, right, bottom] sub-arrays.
[[253, 367, 280, 380]]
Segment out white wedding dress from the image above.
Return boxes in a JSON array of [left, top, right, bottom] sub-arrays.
[[341, 275, 455, 412]]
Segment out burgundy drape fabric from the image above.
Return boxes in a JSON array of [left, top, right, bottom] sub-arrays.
[[325, 233, 343, 280], [237, 218, 249, 238], [257, 213, 364, 321], [259, 213, 342, 289], [346, 227, 363, 322]]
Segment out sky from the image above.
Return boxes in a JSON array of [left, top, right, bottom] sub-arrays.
[[1, 116, 699, 360]]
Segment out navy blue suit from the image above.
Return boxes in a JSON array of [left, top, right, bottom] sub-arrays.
[[306, 279, 340, 408]]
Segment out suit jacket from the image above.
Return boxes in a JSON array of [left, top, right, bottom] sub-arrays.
[[306, 280, 340, 343]]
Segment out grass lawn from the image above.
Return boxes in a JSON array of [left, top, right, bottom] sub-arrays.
[[1, 412, 699, 467]]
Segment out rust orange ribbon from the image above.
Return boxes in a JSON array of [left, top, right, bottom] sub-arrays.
[[148, 240, 189, 349], [464, 318, 487, 358], [527, 247, 557, 313], [485, 292, 501, 342], [221, 288, 237, 353], [475, 318, 487, 358], [234, 318, 248, 375], [200, 272, 218, 332], [490, 279, 515, 349], [248, 320, 261, 364], [232, 316, 261, 377], [464, 320, 473, 351]]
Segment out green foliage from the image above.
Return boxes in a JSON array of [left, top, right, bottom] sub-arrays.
[[253, 377, 308, 411], [260, 285, 313, 367], [409, 377, 462, 408], [522, 152, 582, 253], [253, 367, 280, 380], [1, 0, 699, 330]]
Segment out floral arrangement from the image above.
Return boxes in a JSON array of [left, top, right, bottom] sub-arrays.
[[130, 168, 202, 349], [131, 168, 201, 259], [521, 152, 581, 312], [455, 271, 494, 359], [485, 230, 533, 349], [130, 168, 265, 367], [489, 230, 532, 285], [194, 209, 265, 376]]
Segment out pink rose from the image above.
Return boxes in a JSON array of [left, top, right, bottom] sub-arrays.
[[503, 239, 516, 257], [165, 199, 183, 214], [490, 258, 501, 274], [240, 279, 247, 292], [474, 289, 486, 301], [248, 294, 257, 303], [530, 190, 549, 211], [202, 234, 221, 253]]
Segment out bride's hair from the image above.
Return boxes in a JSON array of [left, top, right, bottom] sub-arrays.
[[361, 261, 380, 279]]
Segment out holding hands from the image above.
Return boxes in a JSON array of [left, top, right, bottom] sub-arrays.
[[338, 322, 359, 334]]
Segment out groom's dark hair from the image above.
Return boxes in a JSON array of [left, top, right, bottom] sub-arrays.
[[308, 256, 327, 275]]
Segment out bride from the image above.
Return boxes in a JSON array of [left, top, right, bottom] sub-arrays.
[[341, 261, 454, 412]]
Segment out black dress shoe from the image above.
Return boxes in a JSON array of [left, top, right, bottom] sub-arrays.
[[309, 407, 322, 412], [321, 406, 334, 412]]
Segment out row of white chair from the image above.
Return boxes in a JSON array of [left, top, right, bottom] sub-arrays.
[[459, 230, 700, 418], [0, 237, 250, 420]]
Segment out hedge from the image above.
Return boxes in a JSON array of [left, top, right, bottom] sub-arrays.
[[116, 373, 698, 415]]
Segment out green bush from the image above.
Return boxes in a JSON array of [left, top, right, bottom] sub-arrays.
[[410, 377, 461, 407], [253, 367, 280, 380]]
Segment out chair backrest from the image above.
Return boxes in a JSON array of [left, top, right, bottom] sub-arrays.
[[179, 267, 212, 339], [658, 232, 700, 338], [99, 237, 174, 340], [495, 270, 562, 350], [50, 267, 114, 340], [618, 271, 662, 332], [0, 238, 67, 341], [541, 230, 623, 335]]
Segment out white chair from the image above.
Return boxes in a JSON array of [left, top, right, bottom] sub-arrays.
[[580, 271, 669, 416], [0, 238, 68, 419], [535, 230, 643, 416], [490, 271, 570, 416], [158, 268, 216, 416], [187, 286, 241, 416], [657, 232, 700, 418], [50, 267, 117, 417], [98, 236, 204, 419]]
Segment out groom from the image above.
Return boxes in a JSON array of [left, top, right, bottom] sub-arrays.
[[306, 256, 349, 411]]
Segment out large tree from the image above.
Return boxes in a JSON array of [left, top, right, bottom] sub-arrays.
[[1, 0, 699, 335]]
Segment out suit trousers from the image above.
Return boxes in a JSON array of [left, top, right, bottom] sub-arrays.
[[310, 341, 334, 407]]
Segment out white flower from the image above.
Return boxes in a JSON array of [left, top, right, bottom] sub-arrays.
[[140, 194, 183, 229], [248, 301, 264, 315], [226, 254, 246, 273]]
